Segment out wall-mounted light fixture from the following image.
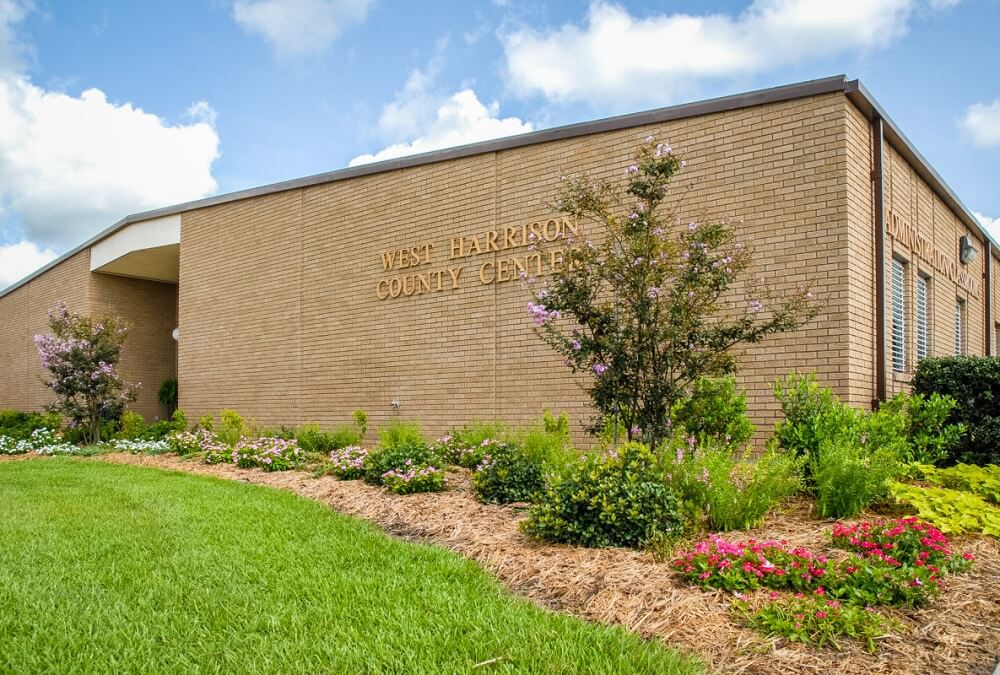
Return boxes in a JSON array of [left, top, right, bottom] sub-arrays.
[[390, 400, 400, 411], [959, 235, 978, 265], [171, 327, 180, 341]]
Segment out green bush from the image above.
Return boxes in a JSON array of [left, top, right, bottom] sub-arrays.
[[667, 440, 802, 531], [912, 356, 998, 465], [772, 372, 853, 461], [472, 441, 546, 504], [116, 411, 146, 440], [522, 442, 683, 548], [158, 378, 178, 414], [352, 409, 368, 440], [672, 376, 755, 447], [364, 440, 440, 486], [217, 409, 246, 446], [879, 392, 964, 465], [916, 463, 1000, 503], [812, 438, 900, 518], [381, 464, 446, 494], [0, 410, 61, 441], [297, 424, 361, 454], [376, 421, 425, 450]]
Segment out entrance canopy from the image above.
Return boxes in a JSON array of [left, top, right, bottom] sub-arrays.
[[89, 214, 180, 282]]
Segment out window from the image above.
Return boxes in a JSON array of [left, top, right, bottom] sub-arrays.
[[995, 322, 1000, 357], [916, 274, 929, 362], [891, 258, 906, 372], [955, 299, 965, 355]]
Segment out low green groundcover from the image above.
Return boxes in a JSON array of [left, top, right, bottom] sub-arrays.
[[0, 459, 700, 674]]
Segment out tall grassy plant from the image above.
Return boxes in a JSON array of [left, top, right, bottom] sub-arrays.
[[377, 421, 425, 450], [812, 439, 900, 518]]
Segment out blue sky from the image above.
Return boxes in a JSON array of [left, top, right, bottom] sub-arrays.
[[1, 0, 999, 288]]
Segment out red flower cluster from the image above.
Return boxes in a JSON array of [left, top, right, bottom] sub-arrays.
[[672, 535, 831, 593], [831, 517, 973, 574]]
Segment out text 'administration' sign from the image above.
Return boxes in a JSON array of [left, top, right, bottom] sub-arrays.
[[887, 211, 980, 298], [375, 217, 581, 300]]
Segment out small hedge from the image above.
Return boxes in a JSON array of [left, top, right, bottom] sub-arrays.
[[522, 442, 683, 548], [471, 441, 546, 504], [364, 440, 440, 486], [0, 410, 61, 441], [913, 356, 998, 465]]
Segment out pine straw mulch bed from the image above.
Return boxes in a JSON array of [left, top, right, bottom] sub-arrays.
[[25, 452, 1000, 674]]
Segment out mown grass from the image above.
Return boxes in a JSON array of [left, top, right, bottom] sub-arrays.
[[0, 459, 701, 674]]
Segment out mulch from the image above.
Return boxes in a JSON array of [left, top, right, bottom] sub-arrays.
[[8, 452, 999, 674]]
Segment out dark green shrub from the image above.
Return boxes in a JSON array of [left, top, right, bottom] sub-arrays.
[[912, 356, 997, 465], [364, 440, 440, 486], [158, 378, 178, 415], [672, 376, 755, 447], [773, 372, 850, 460], [0, 410, 61, 441], [522, 442, 683, 548], [472, 442, 546, 504]]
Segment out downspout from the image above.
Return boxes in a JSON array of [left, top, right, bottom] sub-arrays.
[[872, 116, 887, 405], [986, 243, 993, 355]]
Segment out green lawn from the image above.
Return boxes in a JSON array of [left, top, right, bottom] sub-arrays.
[[0, 459, 700, 674]]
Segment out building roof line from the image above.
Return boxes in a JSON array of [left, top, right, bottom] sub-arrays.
[[2, 73, 995, 299]]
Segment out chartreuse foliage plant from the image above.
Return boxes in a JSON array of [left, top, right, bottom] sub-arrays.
[[0, 460, 699, 673], [523, 442, 683, 548], [531, 138, 816, 447], [910, 462, 1000, 504], [889, 482, 1000, 536]]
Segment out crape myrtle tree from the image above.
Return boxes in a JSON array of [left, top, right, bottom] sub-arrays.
[[34, 303, 137, 443], [527, 137, 819, 448]]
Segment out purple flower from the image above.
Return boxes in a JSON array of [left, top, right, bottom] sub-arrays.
[[748, 300, 764, 313], [570, 339, 582, 351], [593, 363, 608, 375], [648, 287, 660, 299], [527, 302, 560, 326], [625, 164, 639, 175]]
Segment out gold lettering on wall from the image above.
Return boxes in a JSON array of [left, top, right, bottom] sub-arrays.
[[887, 211, 981, 298], [376, 216, 580, 299]]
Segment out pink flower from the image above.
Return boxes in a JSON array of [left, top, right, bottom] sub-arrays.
[[815, 611, 827, 619]]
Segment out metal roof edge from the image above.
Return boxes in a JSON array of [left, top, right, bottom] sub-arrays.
[[844, 79, 999, 260], [0, 74, 851, 299]]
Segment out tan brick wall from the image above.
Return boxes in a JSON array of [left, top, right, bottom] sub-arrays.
[[0, 248, 177, 422], [845, 101, 993, 401], [89, 274, 178, 420], [179, 92, 854, 444]]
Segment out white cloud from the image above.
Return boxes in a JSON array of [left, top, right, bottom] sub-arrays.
[[0, 77, 220, 248], [232, 0, 372, 57], [349, 89, 533, 166], [0, 239, 56, 289], [975, 211, 1000, 240], [501, 0, 953, 105], [0, 0, 31, 72], [961, 100, 1000, 147]]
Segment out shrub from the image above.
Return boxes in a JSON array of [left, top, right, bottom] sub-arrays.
[[672, 376, 755, 447], [522, 442, 683, 548], [913, 356, 1000, 465], [0, 410, 61, 441], [472, 442, 546, 504], [453, 421, 510, 448], [878, 393, 964, 465], [889, 482, 1000, 536], [377, 421, 425, 450], [915, 462, 1000, 504], [168, 428, 222, 456], [735, 595, 894, 654], [772, 372, 845, 459], [381, 463, 446, 494], [117, 411, 146, 440], [220, 437, 303, 472], [433, 434, 488, 468], [328, 446, 368, 479], [297, 424, 360, 454], [217, 409, 247, 446], [667, 440, 802, 531], [812, 438, 900, 519], [352, 409, 368, 440], [364, 440, 439, 486], [158, 378, 178, 415]]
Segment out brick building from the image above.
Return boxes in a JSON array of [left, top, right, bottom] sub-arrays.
[[0, 75, 995, 443]]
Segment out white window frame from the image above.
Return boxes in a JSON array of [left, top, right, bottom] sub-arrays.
[[916, 273, 929, 362], [955, 299, 965, 355], [891, 257, 906, 372]]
